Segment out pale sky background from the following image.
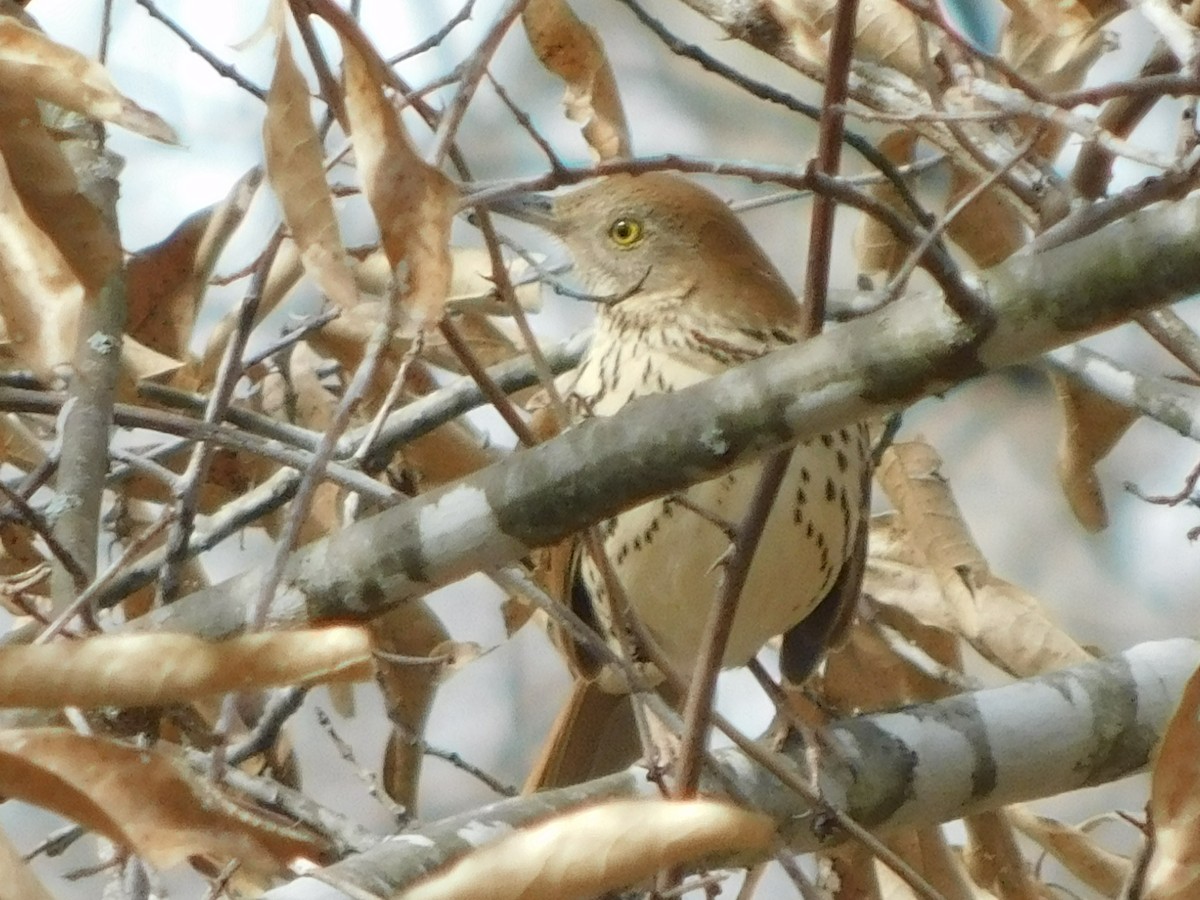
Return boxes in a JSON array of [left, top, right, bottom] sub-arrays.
[[8, 2, 1200, 897]]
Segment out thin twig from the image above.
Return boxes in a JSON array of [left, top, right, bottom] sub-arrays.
[[438, 319, 537, 446], [801, 0, 859, 336], [133, 0, 266, 99], [387, 0, 478, 64], [614, 0, 936, 232], [674, 451, 793, 798], [429, 0, 526, 166], [1138, 307, 1200, 378], [422, 743, 518, 797], [0, 481, 89, 591], [157, 230, 285, 604]]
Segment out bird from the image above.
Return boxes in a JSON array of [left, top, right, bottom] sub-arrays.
[[493, 172, 871, 788]]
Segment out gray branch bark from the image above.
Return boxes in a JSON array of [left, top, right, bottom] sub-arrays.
[[264, 638, 1200, 898]]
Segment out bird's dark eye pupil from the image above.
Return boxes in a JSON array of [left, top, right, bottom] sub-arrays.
[[609, 217, 642, 245]]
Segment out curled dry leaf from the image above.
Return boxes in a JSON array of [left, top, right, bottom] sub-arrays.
[[1006, 805, 1128, 897], [820, 600, 962, 712], [264, 24, 358, 311], [353, 246, 541, 315], [405, 800, 774, 900], [0, 728, 326, 881], [1137, 664, 1200, 900], [0, 522, 44, 577], [340, 34, 456, 326], [522, 0, 630, 161], [0, 411, 46, 469], [1000, 0, 1115, 95], [853, 129, 918, 279], [0, 17, 176, 143], [127, 168, 263, 361], [1049, 369, 1138, 533], [187, 238, 306, 389], [0, 627, 373, 708], [944, 163, 1028, 268], [765, 0, 924, 77], [373, 599, 450, 812], [0, 141, 84, 381], [962, 810, 1042, 900], [875, 442, 1091, 677], [872, 828, 984, 900]]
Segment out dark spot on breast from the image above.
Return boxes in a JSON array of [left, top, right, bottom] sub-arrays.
[[820, 434, 834, 448], [796, 488, 807, 506], [825, 478, 836, 502], [838, 427, 851, 443], [805, 521, 815, 539], [800, 467, 811, 484], [836, 450, 848, 472], [771, 328, 796, 345]]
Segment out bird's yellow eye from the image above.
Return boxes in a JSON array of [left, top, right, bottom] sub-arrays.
[[608, 217, 644, 248]]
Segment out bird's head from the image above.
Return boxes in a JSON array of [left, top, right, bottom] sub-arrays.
[[490, 172, 800, 326]]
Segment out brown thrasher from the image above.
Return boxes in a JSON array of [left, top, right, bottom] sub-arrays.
[[497, 173, 871, 788]]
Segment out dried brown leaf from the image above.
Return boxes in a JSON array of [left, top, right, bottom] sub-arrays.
[[186, 238, 306, 389], [863, 513, 952, 630], [878, 828, 988, 899], [127, 169, 262, 360], [264, 26, 358, 310], [769, 0, 924, 77], [0, 18, 176, 142], [878, 441, 988, 573], [1049, 369, 1138, 532], [944, 164, 1027, 268], [1000, 0, 1114, 93], [1007, 806, 1128, 897], [1140, 664, 1200, 899], [0, 412, 46, 470], [0, 728, 325, 880], [374, 599, 450, 812], [0, 523, 43, 577], [0, 627, 372, 708], [853, 130, 918, 279], [126, 210, 211, 358], [522, 0, 630, 160], [355, 246, 541, 316], [340, 35, 456, 325], [821, 603, 957, 712], [876, 442, 1090, 677], [405, 800, 773, 900], [120, 333, 183, 392], [0, 55, 123, 320], [0, 143, 83, 381], [963, 811, 1041, 900]]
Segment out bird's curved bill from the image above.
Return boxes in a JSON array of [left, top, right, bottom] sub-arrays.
[[480, 191, 562, 234]]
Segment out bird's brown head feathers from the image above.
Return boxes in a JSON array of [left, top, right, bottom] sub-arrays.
[[496, 173, 802, 330]]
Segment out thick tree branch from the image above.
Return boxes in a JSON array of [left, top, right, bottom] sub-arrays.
[[263, 639, 1200, 898], [131, 195, 1200, 639]]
